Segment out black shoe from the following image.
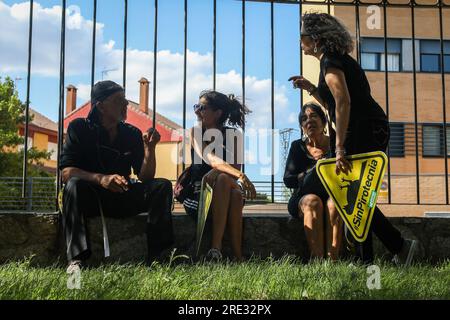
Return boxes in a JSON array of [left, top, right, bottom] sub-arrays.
[[204, 248, 223, 263]]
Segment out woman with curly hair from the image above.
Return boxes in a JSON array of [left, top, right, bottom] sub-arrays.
[[289, 12, 417, 265]]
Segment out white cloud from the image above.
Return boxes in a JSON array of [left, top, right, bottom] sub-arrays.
[[0, 1, 293, 130], [76, 83, 91, 102], [288, 112, 298, 124]]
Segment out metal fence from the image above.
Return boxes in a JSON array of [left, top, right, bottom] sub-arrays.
[[10, 0, 450, 212], [0, 177, 56, 212], [0, 177, 289, 212]]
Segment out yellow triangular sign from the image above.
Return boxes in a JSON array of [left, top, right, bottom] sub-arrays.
[[316, 151, 388, 242]]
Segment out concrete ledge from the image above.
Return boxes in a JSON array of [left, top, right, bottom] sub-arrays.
[[1, 213, 449, 265]]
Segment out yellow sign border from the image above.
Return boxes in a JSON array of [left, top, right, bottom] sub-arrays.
[[196, 178, 213, 257], [316, 151, 387, 242]]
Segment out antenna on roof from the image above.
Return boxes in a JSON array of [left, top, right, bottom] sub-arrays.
[[101, 67, 119, 80]]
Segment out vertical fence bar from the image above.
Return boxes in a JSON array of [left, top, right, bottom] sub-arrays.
[[242, 0, 246, 174], [299, 0, 303, 110], [438, 0, 449, 204], [182, 0, 188, 171], [410, 0, 420, 204], [152, 0, 158, 129], [91, 0, 97, 89], [27, 178, 33, 211], [213, 0, 217, 90], [56, 0, 66, 210], [22, 0, 34, 198], [271, 0, 275, 203], [123, 0, 128, 91], [382, 0, 392, 204], [327, 0, 331, 15], [355, 1, 361, 63]]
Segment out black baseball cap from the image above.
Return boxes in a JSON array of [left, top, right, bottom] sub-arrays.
[[91, 80, 124, 106]]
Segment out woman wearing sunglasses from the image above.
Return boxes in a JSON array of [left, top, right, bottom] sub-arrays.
[[183, 90, 256, 262]]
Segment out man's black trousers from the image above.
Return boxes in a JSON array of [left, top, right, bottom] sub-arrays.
[[62, 177, 174, 262]]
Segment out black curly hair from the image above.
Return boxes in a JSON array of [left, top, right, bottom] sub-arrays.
[[199, 90, 251, 129], [302, 12, 354, 55]]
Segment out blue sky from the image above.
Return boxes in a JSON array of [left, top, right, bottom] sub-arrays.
[[0, 0, 305, 185]]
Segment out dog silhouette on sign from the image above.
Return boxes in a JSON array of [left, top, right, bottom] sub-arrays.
[[339, 160, 367, 215]]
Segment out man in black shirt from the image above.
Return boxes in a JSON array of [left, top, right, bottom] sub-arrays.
[[60, 80, 173, 270]]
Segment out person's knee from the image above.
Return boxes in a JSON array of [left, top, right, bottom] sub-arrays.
[[151, 178, 173, 195], [216, 173, 232, 187], [301, 194, 323, 212], [64, 177, 90, 195]]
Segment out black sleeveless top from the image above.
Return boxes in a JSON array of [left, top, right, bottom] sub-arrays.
[[190, 126, 236, 182]]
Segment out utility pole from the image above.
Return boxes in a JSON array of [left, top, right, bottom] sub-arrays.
[[280, 128, 297, 202], [280, 128, 296, 166]]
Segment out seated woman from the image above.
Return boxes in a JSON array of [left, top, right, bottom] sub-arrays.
[[283, 102, 342, 260], [183, 90, 256, 262]]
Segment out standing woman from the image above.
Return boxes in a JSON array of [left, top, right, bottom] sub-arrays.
[[290, 13, 417, 265], [184, 90, 256, 262]]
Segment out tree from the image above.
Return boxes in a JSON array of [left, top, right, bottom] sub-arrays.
[[0, 76, 52, 177]]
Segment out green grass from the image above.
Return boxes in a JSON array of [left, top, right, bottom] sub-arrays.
[[1, 255, 449, 300]]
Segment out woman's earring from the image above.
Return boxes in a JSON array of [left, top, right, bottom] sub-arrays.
[[302, 133, 309, 142], [313, 45, 318, 54]]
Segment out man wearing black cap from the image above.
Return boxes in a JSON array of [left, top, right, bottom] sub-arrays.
[[60, 80, 174, 271]]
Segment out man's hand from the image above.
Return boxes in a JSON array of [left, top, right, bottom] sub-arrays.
[[99, 174, 129, 193], [143, 128, 161, 150]]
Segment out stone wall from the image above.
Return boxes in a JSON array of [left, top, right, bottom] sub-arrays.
[[0, 213, 449, 266]]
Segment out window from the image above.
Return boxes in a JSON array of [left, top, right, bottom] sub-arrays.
[[423, 125, 444, 157], [446, 126, 450, 155], [361, 53, 379, 70], [420, 40, 450, 73], [360, 38, 402, 72], [380, 53, 400, 72], [421, 54, 440, 72], [389, 123, 405, 157], [444, 54, 450, 73]]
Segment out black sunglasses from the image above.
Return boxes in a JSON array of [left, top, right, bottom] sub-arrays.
[[193, 103, 212, 112]]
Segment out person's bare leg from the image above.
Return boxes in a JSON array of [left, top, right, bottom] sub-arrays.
[[210, 173, 233, 251], [299, 194, 324, 259], [326, 199, 342, 261], [227, 189, 244, 261]]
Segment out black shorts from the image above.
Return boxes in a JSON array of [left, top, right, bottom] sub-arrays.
[[287, 190, 329, 218], [287, 169, 329, 218], [183, 179, 245, 220]]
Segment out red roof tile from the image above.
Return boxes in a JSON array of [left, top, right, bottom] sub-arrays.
[[63, 100, 183, 143]]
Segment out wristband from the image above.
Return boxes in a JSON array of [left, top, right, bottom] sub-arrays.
[[307, 85, 318, 96]]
